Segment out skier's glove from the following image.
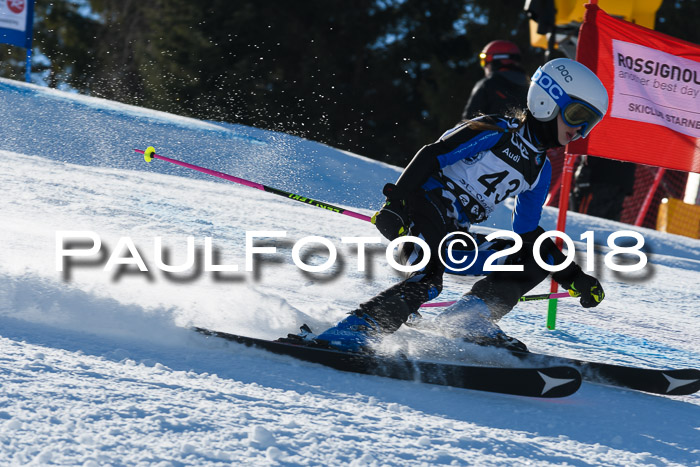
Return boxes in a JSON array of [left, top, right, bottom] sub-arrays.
[[553, 263, 605, 308], [371, 183, 410, 241]]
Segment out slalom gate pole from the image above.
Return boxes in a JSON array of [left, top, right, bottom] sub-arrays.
[[136, 147, 572, 308], [134, 147, 372, 222], [420, 291, 573, 308]]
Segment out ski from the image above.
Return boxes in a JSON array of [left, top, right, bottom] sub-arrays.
[[194, 327, 581, 398], [510, 350, 700, 396], [411, 318, 699, 396]]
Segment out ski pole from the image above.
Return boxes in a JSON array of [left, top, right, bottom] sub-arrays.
[[134, 147, 372, 222], [419, 291, 573, 308]]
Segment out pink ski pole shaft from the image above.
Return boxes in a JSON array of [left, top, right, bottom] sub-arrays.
[[135, 147, 372, 222]]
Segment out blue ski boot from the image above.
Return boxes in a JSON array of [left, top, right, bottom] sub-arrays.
[[315, 314, 379, 353], [435, 295, 528, 352]]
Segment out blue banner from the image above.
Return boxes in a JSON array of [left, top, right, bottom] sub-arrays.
[[0, 0, 34, 49]]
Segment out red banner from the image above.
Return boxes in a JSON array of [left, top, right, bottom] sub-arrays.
[[568, 3, 700, 174]]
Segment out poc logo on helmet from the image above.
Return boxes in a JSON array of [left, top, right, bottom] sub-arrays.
[[555, 64, 574, 83], [533, 68, 565, 101]]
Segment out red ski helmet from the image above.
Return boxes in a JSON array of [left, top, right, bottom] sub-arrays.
[[479, 40, 521, 68]]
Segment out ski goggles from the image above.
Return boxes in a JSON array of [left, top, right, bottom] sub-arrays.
[[479, 52, 517, 68], [532, 67, 604, 138]]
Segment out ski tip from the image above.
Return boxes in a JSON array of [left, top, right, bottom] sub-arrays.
[[143, 146, 156, 163]]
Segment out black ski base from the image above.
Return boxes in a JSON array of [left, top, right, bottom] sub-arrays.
[[194, 327, 581, 398], [510, 350, 700, 396]]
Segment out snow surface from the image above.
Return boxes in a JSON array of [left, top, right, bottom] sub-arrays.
[[1, 77, 699, 466]]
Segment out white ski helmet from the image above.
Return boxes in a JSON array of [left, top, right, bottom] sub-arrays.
[[527, 58, 608, 139]]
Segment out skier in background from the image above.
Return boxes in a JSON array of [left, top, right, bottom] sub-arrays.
[[462, 40, 530, 119], [313, 58, 608, 353]]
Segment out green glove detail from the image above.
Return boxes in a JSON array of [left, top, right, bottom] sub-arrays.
[[371, 183, 410, 241]]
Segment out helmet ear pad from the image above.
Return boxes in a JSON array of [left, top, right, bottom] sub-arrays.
[[527, 85, 559, 122]]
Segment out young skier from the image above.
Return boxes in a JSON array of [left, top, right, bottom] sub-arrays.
[[315, 58, 608, 353]]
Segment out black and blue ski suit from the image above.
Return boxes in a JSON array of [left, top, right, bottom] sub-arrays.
[[358, 113, 579, 333]]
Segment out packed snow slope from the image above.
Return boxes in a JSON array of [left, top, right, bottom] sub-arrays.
[[1, 77, 699, 466]]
